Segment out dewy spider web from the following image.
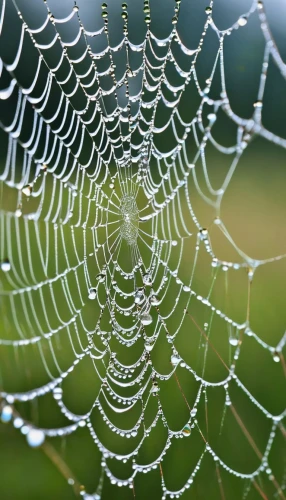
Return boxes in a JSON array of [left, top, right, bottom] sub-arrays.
[[0, 0, 285, 498]]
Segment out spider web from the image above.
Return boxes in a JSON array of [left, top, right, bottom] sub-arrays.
[[0, 0, 286, 498]]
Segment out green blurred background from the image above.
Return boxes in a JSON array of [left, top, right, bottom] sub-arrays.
[[0, 0, 285, 499]]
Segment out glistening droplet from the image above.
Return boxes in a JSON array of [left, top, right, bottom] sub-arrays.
[[143, 274, 153, 286], [22, 184, 32, 196], [273, 352, 280, 363], [182, 424, 191, 436], [207, 113, 216, 122], [1, 405, 13, 423], [1, 258, 11, 272], [141, 313, 152, 325], [145, 342, 154, 352], [150, 295, 160, 306], [135, 289, 145, 304], [238, 15, 247, 26], [151, 381, 159, 394], [88, 288, 97, 300], [14, 417, 24, 429], [171, 354, 181, 366], [229, 338, 239, 346], [53, 387, 63, 400], [26, 428, 45, 448]]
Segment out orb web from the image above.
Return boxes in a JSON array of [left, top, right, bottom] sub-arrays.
[[120, 194, 139, 245], [0, 0, 285, 499]]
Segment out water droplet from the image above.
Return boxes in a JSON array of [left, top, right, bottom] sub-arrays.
[[273, 352, 280, 363], [53, 387, 63, 400], [102, 11, 108, 19], [199, 228, 208, 240], [254, 100, 263, 108], [1, 405, 13, 423], [1, 258, 11, 272], [207, 113, 216, 122], [205, 6, 212, 15], [145, 342, 154, 352], [143, 274, 153, 286], [171, 354, 181, 366], [88, 288, 97, 300], [135, 289, 145, 304], [143, 6, 150, 14], [238, 15, 247, 26], [14, 417, 24, 428], [26, 428, 45, 447], [141, 313, 153, 326], [102, 2, 108, 8], [122, 2, 128, 9], [172, 240, 178, 246], [190, 408, 197, 417], [21, 425, 30, 435], [73, 5, 79, 12], [182, 424, 191, 436], [151, 381, 159, 394], [229, 338, 239, 347], [22, 184, 32, 196], [183, 285, 190, 292], [121, 11, 128, 20], [150, 295, 160, 306], [15, 207, 22, 217]]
